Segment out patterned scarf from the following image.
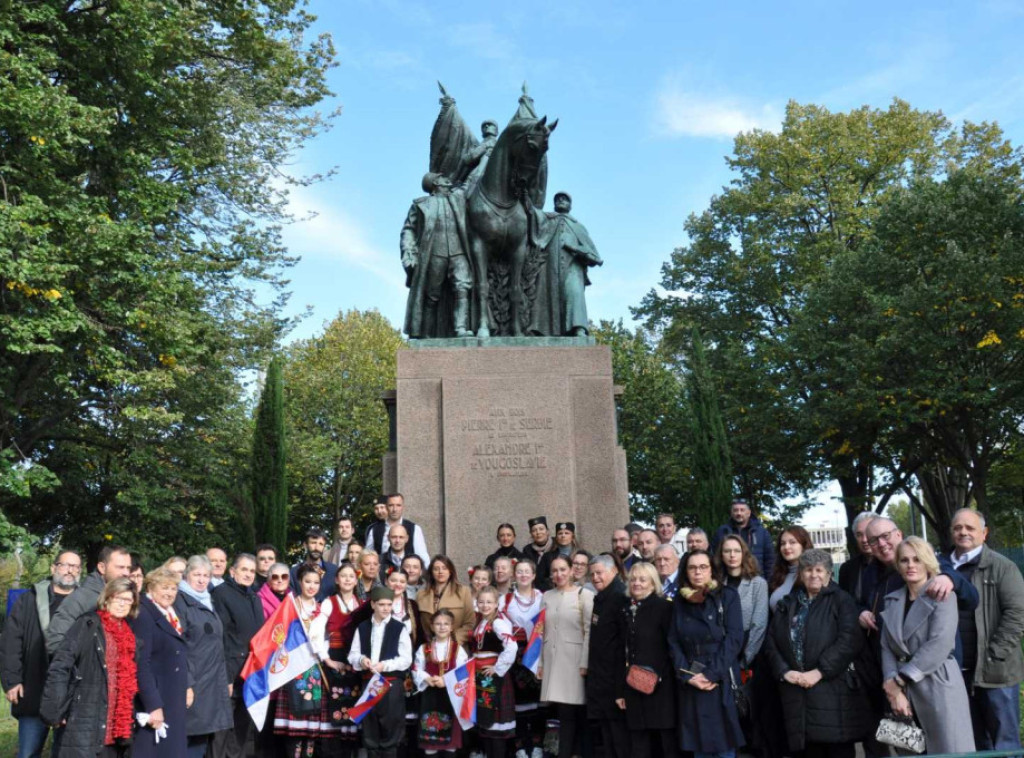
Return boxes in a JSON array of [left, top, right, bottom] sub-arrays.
[[98, 610, 137, 742], [680, 579, 719, 605]]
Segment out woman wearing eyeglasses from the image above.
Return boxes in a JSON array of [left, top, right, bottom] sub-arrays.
[[668, 549, 745, 758], [41, 578, 140, 758]]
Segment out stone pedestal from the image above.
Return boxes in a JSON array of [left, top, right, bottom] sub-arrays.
[[384, 341, 629, 574]]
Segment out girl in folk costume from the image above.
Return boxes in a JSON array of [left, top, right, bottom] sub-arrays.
[[473, 587, 519, 758], [492, 557, 515, 597], [413, 610, 470, 756], [272, 565, 347, 758], [497, 560, 545, 758], [470, 565, 493, 612], [387, 570, 425, 758], [321, 563, 371, 758]]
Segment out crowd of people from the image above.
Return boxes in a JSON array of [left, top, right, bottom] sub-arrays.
[[3, 492, 1023, 758]]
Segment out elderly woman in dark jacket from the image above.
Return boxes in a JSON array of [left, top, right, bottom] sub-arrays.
[[616, 561, 677, 758], [668, 549, 745, 758], [585, 554, 630, 758], [174, 555, 233, 758], [40, 578, 140, 758], [133, 567, 189, 757], [764, 549, 872, 758]]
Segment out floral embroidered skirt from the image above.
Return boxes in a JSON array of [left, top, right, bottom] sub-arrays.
[[418, 685, 463, 751], [323, 666, 363, 741], [476, 670, 515, 739], [272, 664, 332, 738]]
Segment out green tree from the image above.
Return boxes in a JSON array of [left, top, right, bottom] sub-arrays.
[[592, 320, 692, 523], [252, 356, 287, 553], [283, 310, 404, 541], [803, 170, 1024, 541], [686, 328, 734, 530], [637, 100, 1018, 528], [0, 0, 334, 554]]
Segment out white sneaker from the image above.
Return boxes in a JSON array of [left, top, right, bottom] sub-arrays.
[[516, 751, 529, 758], [532, 748, 544, 758]]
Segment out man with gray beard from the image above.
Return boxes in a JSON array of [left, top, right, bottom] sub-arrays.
[[2, 550, 81, 758]]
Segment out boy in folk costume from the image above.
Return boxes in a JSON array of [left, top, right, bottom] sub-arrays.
[[349, 586, 413, 758]]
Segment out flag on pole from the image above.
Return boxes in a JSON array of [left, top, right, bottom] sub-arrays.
[[347, 672, 392, 724], [241, 599, 318, 730], [443, 658, 477, 730], [521, 608, 544, 676]]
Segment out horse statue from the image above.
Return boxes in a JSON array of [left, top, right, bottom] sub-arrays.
[[428, 84, 556, 336]]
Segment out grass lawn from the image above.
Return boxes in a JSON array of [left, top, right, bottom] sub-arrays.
[[1, 697, 19, 755]]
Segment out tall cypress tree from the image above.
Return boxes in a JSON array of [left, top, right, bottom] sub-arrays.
[[686, 328, 734, 530], [251, 356, 288, 553]]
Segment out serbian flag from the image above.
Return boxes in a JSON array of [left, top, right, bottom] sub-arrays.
[[521, 608, 544, 675], [241, 598, 317, 730], [443, 658, 477, 730], [347, 672, 392, 724]]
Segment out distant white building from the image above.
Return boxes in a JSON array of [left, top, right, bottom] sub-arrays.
[[805, 526, 849, 566]]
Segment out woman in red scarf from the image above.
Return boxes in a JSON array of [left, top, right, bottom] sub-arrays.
[[41, 577, 140, 758]]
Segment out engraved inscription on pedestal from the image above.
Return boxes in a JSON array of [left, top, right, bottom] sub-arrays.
[[442, 376, 574, 554]]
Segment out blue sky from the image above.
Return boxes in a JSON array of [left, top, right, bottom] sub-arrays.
[[276, 1, 1024, 525], [279, 0, 1024, 345]]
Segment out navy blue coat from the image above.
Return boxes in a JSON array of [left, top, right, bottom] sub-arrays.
[[668, 586, 745, 754], [712, 517, 774, 580], [131, 596, 189, 757]]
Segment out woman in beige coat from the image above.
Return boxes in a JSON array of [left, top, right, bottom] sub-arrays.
[[539, 554, 593, 758], [416, 555, 475, 644]]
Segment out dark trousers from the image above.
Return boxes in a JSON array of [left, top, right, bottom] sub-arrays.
[[556, 704, 586, 758], [597, 717, 629, 758], [97, 745, 131, 758], [363, 683, 406, 753], [212, 695, 253, 758], [630, 728, 677, 758], [970, 683, 1023, 751], [516, 706, 546, 751]]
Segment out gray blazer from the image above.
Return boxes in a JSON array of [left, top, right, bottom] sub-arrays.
[[880, 579, 975, 754], [735, 576, 769, 667]]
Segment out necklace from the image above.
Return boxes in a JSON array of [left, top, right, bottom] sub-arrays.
[[513, 589, 537, 609], [429, 637, 452, 676]]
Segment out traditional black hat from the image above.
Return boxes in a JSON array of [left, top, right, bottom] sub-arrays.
[[528, 516, 548, 529], [555, 522, 576, 533]]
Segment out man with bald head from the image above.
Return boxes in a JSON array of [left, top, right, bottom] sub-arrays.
[[948, 508, 1024, 751], [380, 523, 411, 582], [637, 529, 660, 563], [207, 546, 228, 587]]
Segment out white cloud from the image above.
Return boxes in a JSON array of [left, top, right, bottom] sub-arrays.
[[654, 81, 781, 139], [284, 187, 404, 290]]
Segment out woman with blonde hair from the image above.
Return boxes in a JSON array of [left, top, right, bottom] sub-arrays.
[[615, 562, 676, 758], [880, 537, 975, 754]]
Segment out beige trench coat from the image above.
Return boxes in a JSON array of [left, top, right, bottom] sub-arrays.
[[539, 587, 594, 704]]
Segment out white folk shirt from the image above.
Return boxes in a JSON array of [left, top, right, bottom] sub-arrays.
[[347, 615, 413, 673]]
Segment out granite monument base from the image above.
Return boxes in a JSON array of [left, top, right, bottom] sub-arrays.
[[383, 342, 629, 574]]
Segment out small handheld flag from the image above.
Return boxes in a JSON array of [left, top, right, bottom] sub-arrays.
[[443, 658, 477, 730], [522, 608, 544, 676], [348, 672, 391, 724]]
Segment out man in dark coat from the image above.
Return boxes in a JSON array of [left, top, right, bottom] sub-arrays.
[[711, 499, 774, 580], [838, 512, 878, 610], [585, 554, 630, 758], [1, 550, 81, 758], [46, 545, 132, 656], [211, 553, 263, 758]]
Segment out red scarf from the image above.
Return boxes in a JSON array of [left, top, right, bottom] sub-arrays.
[[98, 610, 138, 742]]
